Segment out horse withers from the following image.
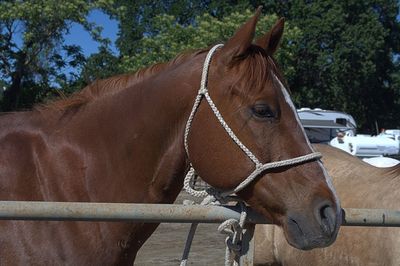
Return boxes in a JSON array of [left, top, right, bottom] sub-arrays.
[[0, 8, 340, 265]]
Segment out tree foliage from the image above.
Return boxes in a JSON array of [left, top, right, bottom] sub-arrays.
[[108, 0, 252, 56], [108, 0, 400, 131], [262, 0, 400, 131], [119, 9, 301, 82], [0, 0, 113, 111], [1, 1, 400, 132]]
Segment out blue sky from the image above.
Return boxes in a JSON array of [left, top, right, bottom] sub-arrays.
[[65, 9, 119, 56]]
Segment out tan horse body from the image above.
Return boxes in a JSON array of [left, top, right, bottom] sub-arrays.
[[255, 144, 400, 266]]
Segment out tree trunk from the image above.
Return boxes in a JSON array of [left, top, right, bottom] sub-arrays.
[[2, 52, 26, 112]]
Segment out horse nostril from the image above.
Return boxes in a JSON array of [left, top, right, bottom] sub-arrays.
[[320, 204, 329, 219], [318, 204, 336, 236]]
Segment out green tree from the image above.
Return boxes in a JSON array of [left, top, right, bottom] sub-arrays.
[[3, 0, 399, 133], [0, 0, 113, 111], [261, 0, 400, 131], [107, 0, 400, 130], [119, 9, 302, 85], [67, 46, 123, 94], [108, 0, 253, 57]]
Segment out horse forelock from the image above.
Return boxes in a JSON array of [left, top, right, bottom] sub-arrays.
[[228, 45, 288, 97], [35, 49, 207, 115]]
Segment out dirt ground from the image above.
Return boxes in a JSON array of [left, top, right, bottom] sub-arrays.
[[134, 192, 227, 265]]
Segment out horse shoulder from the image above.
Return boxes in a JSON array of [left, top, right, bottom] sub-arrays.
[[0, 121, 46, 199], [0, 114, 87, 201]]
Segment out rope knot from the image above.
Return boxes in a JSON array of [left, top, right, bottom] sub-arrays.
[[198, 87, 207, 95], [182, 167, 249, 266], [225, 238, 242, 253]]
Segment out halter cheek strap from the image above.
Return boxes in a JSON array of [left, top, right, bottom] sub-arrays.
[[183, 44, 322, 197]]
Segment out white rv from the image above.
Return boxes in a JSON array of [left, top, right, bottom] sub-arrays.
[[297, 108, 356, 143], [297, 108, 400, 163], [330, 133, 399, 157]]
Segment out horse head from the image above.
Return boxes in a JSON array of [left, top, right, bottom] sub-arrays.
[[185, 8, 341, 250]]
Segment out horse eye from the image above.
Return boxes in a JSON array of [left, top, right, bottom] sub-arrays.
[[252, 104, 274, 119]]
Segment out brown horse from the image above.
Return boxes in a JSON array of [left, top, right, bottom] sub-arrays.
[[255, 144, 400, 266], [0, 9, 340, 265]]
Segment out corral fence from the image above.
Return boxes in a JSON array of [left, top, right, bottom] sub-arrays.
[[1, 201, 400, 265]]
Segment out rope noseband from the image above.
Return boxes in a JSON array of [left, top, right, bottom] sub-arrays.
[[181, 44, 322, 266]]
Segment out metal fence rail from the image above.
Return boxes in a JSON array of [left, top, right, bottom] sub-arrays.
[[0, 201, 400, 227], [0, 201, 266, 223], [342, 208, 400, 227], [1, 201, 400, 266]]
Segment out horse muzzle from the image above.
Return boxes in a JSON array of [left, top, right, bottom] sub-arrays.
[[283, 201, 341, 250]]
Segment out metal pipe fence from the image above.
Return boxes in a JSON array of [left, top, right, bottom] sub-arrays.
[[0, 201, 265, 223], [0, 201, 400, 227], [1, 201, 400, 266]]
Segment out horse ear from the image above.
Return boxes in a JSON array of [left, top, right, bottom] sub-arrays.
[[219, 7, 262, 64], [255, 17, 285, 55]]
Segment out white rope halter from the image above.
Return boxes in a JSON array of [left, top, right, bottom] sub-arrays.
[[181, 44, 322, 266], [183, 44, 322, 197]]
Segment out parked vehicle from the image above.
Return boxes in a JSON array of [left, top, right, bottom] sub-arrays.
[[298, 108, 400, 165], [330, 133, 399, 158], [297, 108, 356, 143]]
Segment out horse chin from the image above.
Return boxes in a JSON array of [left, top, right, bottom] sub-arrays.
[[284, 231, 338, 251]]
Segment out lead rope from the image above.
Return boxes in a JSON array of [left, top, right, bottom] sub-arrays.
[[180, 44, 322, 266]]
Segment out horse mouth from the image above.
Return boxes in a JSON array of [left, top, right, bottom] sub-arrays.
[[282, 209, 340, 250]]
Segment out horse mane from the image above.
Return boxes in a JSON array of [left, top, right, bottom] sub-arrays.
[[35, 49, 207, 114], [36, 45, 285, 115]]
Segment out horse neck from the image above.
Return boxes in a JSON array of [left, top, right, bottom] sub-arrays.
[[67, 55, 204, 204]]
